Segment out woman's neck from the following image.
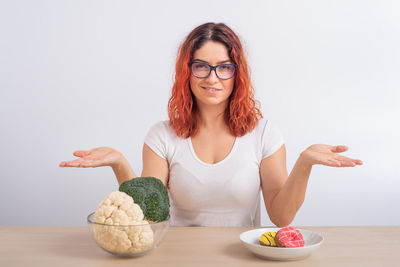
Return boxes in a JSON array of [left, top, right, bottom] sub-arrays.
[[196, 102, 229, 131]]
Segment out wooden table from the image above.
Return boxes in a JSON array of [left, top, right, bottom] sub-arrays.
[[1, 226, 399, 266]]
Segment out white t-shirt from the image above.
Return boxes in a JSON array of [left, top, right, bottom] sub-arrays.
[[144, 118, 284, 227]]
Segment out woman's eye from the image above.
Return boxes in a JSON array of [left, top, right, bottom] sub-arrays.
[[219, 65, 233, 71], [195, 63, 207, 69]]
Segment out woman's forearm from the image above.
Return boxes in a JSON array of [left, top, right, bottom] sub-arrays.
[[269, 154, 312, 226], [112, 156, 137, 185]]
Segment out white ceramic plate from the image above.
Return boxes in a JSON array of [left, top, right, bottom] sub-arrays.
[[240, 228, 324, 261]]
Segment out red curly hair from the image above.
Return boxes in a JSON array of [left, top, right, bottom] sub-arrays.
[[168, 22, 262, 138]]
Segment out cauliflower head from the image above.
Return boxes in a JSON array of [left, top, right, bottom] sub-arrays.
[[92, 191, 154, 254]]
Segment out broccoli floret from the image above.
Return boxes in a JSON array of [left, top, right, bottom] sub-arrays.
[[119, 177, 170, 222]]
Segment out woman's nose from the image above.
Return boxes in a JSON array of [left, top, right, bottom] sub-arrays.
[[206, 68, 219, 83]]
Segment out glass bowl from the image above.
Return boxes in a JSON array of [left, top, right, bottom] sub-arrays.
[[87, 212, 170, 257]]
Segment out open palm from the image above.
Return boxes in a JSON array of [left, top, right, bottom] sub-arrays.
[[59, 147, 122, 168], [301, 144, 363, 167]]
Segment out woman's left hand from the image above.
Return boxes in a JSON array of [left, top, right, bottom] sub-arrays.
[[300, 144, 363, 167]]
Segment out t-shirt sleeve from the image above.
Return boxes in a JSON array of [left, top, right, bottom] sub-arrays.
[[144, 121, 168, 160], [261, 120, 285, 159]]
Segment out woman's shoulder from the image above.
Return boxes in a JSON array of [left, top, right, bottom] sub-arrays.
[[149, 120, 171, 129], [243, 118, 284, 159], [246, 118, 282, 140], [148, 120, 170, 133], [148, 120, 178, 139], [251, 118, 269, 135], [255, 117, 281, 131]]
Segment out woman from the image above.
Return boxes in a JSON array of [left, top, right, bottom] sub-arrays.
[[60, 23, 362, 227]]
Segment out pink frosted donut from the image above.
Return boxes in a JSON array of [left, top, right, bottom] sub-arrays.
[[275, 227, 305, 248]]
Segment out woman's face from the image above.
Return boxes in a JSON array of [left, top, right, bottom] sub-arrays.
[[189, 41, 235, 110]]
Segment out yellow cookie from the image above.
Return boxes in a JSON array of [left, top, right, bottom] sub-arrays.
[[259, 232, 277, 247]]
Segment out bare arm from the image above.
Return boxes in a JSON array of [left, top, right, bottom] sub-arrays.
[[112, 155, 136, 185], [260, 144, 363, 227], [141, 144, 169, 187], [260, 145, 310, 227], [112, 143, 169, 186]]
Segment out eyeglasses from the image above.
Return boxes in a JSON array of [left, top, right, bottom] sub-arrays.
[[189, 61, 237, 80]]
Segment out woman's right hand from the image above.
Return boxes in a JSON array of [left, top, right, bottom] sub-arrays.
[[59, 147, 123, 168]]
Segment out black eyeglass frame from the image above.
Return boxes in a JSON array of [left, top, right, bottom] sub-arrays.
[[189, 61, 237, 80]]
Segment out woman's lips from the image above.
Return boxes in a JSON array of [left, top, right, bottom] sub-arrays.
[[202, 86, 222, 94]]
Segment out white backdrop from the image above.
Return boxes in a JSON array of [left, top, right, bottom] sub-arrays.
[[1, 0, 399, 226]]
